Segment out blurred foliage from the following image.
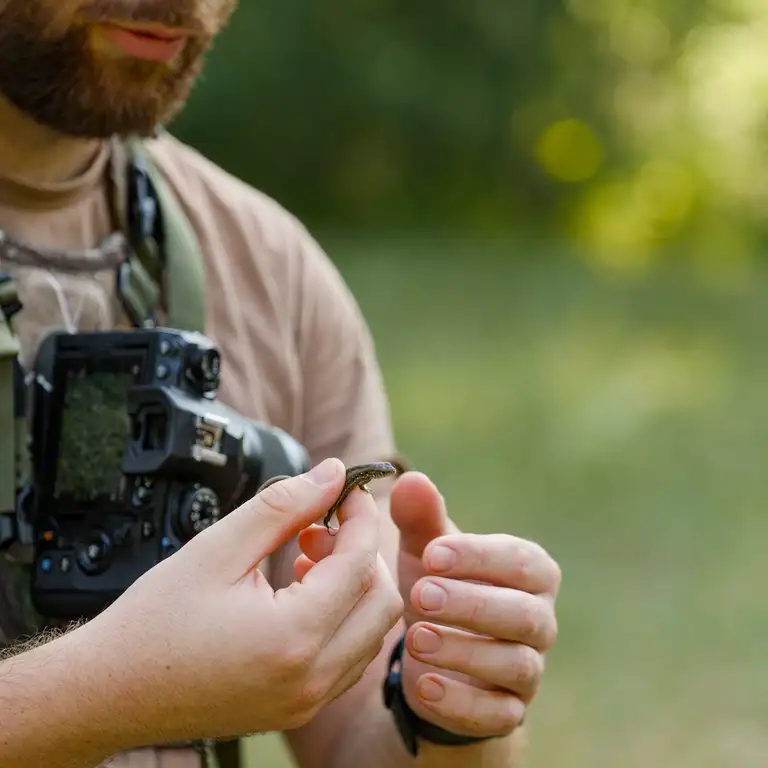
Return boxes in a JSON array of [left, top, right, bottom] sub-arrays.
[[172, 0, 768, 272], [241, 241, 768, 768]]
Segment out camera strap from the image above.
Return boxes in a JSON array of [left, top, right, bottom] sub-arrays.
[[111, 133, 207, 334]]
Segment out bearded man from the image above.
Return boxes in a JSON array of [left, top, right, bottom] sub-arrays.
[[0, 3, 562, 768]]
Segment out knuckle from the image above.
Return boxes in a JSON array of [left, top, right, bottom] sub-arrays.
[[466, 637, 489, 670], [372, 580, 404, 640], [509, 544, 534, 582], [280, 641, 319, 677], [458, 640, 481, 673], [385, 581, 405, 624], [462, 691, 488, 734], [535, 543, 562, 592], [467, 584, 488, 624], [512, 646, 544, 687], [471, 534, 490, 568], [497, 698, 524, 733], [283, 700, 320, 730], [357, 553, 378, 592], [297, 676, 330, 711], [516, 599, 544, 643], [543, 613, 558, 649]]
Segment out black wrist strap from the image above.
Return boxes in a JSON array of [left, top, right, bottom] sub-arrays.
[[383, 633, 495, 757]]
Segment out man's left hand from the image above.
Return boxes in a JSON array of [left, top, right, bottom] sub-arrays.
[[389, 471, 561, 740]]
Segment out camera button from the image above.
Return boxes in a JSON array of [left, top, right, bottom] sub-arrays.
[[75, 530, 113, 575], [141, 521, 155, 540], [160, 536, 176, 560], [133, 484, 154, 508], [113, 523, 134, 546], [60, 556, 72, 574], [40, 557, 52, 574]]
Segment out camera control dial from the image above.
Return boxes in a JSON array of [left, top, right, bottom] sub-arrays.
[[176, 485, 220, 540]]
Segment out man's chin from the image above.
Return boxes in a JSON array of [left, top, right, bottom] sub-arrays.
[[4, 75, 195, 139], [0, 43, 204, 139], [27, 105, 166, 140]]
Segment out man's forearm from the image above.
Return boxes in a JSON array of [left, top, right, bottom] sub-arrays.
[[0, 623, 129, 768], [328, 686, 525, 768]]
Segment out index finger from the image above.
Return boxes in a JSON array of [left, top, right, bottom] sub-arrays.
[[281, 486, 382, 642], [423, 533, 562, 597]]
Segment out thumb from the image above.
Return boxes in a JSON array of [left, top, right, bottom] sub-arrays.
[[194, 457, 346, 576], [390, 472, 459, 559]]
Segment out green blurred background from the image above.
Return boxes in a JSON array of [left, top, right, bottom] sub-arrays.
[[171, 2, 768, 766]]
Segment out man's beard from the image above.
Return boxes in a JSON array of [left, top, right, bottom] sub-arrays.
[[0, 0, 236, 138]]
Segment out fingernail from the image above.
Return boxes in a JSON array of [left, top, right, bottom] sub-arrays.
[[303, 459, 339, 487], [418, 678, 445, 702], [413, 627, 442, 654], [419, 582, 447, 611], [428, 545, 456, 573]]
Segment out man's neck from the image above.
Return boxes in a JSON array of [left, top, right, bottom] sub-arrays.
[[0, 94, 103, 185]]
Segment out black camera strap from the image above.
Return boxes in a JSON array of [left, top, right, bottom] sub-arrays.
[[111, 134, 207, 334]]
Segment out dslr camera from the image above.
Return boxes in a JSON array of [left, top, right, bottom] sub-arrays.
[[1, 328, 308, 621]]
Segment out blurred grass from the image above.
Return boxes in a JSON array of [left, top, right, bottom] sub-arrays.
[[244, 234, 768, 768]]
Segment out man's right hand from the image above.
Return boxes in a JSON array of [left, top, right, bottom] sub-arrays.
[[0, 458, 404, 767]]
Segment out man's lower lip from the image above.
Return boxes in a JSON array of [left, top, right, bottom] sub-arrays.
[[97, 25, 187, 62]]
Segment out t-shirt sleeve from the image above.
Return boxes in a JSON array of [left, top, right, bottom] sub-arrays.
[[292, 230, 398, 469]]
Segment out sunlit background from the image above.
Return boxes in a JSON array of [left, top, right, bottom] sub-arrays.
[[170, 2, 768, 766]]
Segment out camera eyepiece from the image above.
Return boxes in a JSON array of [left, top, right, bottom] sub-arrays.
[[185, 346, 221, 395]]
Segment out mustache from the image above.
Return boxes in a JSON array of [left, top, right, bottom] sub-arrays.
[[77, 0, 210, 34]]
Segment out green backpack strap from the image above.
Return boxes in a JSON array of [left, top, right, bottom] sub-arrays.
[[114, 134, 206, 333]]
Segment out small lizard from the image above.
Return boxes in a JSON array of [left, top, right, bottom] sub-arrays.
[[256, 461, 398, 534]]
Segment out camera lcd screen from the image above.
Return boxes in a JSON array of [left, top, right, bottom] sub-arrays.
[[54, 365, 138, 501]]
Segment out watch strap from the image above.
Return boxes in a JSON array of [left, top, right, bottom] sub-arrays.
[[383, 633, 496, 757]]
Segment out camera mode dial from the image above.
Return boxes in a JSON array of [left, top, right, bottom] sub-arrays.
[[176, 485, 220, 540]]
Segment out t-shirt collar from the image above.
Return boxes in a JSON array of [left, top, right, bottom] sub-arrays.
[[0, 140, 111, 210]]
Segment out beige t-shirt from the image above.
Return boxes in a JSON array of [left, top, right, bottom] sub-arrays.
[[0, 132, 397, 767]]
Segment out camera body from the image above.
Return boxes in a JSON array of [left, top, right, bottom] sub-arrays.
[[23, 328, 308, 620]]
